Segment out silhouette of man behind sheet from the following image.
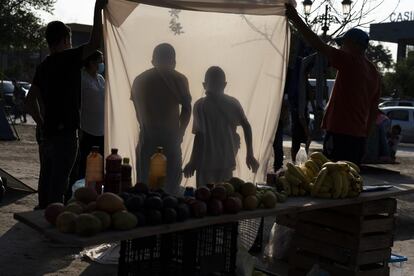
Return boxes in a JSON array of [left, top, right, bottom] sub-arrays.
[[131, 43, 191, 194]]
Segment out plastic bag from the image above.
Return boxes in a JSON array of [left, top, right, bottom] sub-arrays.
[[264, 222, 294, 261], [236, 244, 255, 276]]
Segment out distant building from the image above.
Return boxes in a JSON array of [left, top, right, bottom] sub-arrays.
[[370, 11, 414, 61]]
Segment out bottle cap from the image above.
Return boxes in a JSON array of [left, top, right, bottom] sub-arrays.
[[92, 146, 100, 152], [123, 157, 130, 164], [156, 146, 164, 153], [111, 148, 118, 154]]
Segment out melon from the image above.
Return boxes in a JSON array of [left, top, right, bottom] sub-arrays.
[[96, 193, 125, 214], [74, 187, 98, 204], [56, 212, 77, 233], [44, 203, 65, 225]]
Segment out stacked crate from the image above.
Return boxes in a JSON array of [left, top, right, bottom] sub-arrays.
[[287, 198, 396, 276]]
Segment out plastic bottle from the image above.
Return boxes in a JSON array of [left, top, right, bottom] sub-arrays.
[[148, 147, 167, 190], [121, 157, 132, 192], [85, 146, 104, 194], [295, 143, 308, 165], [105, 148, 122, 194]]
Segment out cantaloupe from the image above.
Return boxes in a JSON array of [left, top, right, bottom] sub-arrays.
[[96, 193, 125, 214]]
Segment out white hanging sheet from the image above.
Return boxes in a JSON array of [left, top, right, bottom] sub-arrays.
[[103, 0, 291, 186]]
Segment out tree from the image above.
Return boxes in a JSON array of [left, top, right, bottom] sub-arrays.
[[383, 52, 414, 98], [366, 43, 393, 73], [302, 0, 399, 40], [0, 0, 55, 51]]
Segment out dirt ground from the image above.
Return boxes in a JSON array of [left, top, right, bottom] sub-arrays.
[[0, 124, 414, 276]]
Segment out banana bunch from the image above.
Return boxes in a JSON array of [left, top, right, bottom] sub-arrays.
[[278, 152, 363, 199], [279, 162, 312, 196], [311, 161, 363, 199]]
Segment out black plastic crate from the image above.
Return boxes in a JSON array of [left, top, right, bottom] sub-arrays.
[[239, 218, 264, 253], [118, 222, 238, 276]]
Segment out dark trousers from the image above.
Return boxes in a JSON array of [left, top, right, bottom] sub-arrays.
[[273, 120, 284, 171], [323, 131, 366, 165], [291, 111, 308, 160], [37, 130, 78, 208]]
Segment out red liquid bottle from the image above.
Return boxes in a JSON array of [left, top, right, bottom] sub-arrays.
[[105, 148, 122, 194]]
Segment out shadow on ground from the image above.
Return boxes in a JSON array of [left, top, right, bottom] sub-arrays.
[[0, 221, 118, 275], [0, 189, 34, 208]]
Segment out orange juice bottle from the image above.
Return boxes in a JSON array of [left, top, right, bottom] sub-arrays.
[[85, 146, 104, 194], [148, 147, 167, 190]]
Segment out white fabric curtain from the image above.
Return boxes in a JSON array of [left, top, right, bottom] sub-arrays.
[[103, 0, 291, 186]]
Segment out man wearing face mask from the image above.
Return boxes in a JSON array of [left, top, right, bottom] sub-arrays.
[[25, 0, 107, 208], [131, 43, 192, 194], [78, 50, 105, 179], [286, 4, 381, 165]]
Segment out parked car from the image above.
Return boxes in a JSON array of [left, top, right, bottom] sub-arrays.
[[380, 106, 414, 143], [379, 100, 414, 108], [18, 82, 31, 96], [0, 80, 15, 106]]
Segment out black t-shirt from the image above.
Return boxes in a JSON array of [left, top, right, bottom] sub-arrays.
[[33, 46, 84, 137]]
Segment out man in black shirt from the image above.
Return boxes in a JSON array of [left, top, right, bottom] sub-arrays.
[[25, 0, 107, 209]]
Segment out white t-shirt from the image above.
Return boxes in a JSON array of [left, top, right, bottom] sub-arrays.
[[193, 93, 247, 170], [80, 70, 105, 136]]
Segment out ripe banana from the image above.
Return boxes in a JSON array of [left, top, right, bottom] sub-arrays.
[[311, 167, 329, 197], [286, 163, 309, 184], [310, 152, 330, 164], [279, 176, 291, 196], [285, 170, 302, 186], [304, 160, 320, 176], [340, 171, 350, 198], [344, 161, 360, 173], [299, 166, 314, 182], [320, 185, 331, 193], [291, 185, 299, 196], [323, 161, 350, 172], [331, 171, 343, 199], [349, 167, 361, 179]]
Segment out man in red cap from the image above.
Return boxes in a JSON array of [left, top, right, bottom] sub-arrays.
[[286, 4, 381, 165]]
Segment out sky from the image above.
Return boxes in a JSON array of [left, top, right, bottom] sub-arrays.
[[36, 0, 413, 60]]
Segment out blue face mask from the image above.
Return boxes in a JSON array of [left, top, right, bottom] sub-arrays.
[[98, 63, 105, 74]]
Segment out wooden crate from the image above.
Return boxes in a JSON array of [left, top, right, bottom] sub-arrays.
[[288, 198, 396, 276]]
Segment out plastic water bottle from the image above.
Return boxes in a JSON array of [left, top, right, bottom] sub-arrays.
[[148, 146, 167, 190], [295, 143, 308, 165]]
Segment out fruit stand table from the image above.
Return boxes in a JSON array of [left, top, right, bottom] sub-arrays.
[[14, 183, 414, 275]]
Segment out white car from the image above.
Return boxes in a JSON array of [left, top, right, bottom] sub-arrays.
[[380, 106, 414, 143], [379, 100, 414, 108]]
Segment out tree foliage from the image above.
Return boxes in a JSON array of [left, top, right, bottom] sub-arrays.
[[383, 52, 414, 98], [0, 0, 55, 50], [366, 43, 393, 73]]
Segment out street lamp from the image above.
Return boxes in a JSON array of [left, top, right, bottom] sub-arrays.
[[341, 0, 352, 16], [303, 0, 313, 17], [300, 0, 353, 140], [303, 0, 352, 39]]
